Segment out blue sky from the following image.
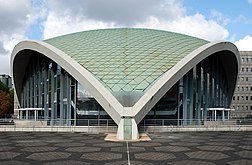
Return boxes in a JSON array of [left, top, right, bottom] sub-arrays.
[[184, 0, 252, 41], [0, 0, 252, 74]]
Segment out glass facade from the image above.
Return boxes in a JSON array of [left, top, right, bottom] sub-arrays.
[[19, 53, 115, 126], [19, 52, 230, 126], [141, 53, 230, 126]]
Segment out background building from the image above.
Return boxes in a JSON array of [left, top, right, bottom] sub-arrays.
[[231, 51, 252, 118], [0, 74, 12, 88], [11, 28, 240, 140]]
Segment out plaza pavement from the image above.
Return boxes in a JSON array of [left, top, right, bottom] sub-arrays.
[[0, 131, 252, 165]]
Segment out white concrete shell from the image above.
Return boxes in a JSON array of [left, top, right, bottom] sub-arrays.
[[11, 39, 239, 140], [132, 41, 240, 124], [11, 41, 123, 125]]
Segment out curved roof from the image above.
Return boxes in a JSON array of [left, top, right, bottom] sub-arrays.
[[11, 28, 239, 124], [44, 28, 209, 93]]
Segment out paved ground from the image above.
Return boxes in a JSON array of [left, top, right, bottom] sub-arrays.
[[0, 131, 252, 165]]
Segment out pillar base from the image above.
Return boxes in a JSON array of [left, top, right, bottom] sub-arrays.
[[116, 117, 139, 140]]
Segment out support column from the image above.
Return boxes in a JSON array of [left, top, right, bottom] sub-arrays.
[[29, 64, 33, 108], [50, 63, 55, 125], [214, 110, 216, 121], [19, 110, 23, 119], [116, 117, 139, 140], [38, 56, 42, 110], [222, 110, 225, 121], [26, 74, 29, 108], [60, 67, 64, 125], [213, 56, 217, 108], [73, 80, 77, 126], [67, 74, 71, 126], [26, 110, 28, 120], [209, 58, 213, 108], [216, 58, 221, 107], [43, 58, 48, 121], [188, 69, 193, 125], [33, 57, 37, 109], [35, 110, 37, 121], [178, 79, 183, 126], [196, 64, 202, 124], [183, 74, 188, 125], [203, 61, 208, 121]]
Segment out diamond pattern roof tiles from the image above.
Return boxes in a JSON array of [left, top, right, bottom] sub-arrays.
[[44, 28, 208, 93]]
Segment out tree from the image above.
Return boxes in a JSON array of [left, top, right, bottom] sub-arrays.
[[0, 81, 14, 117], [0, 81, 9, 93]]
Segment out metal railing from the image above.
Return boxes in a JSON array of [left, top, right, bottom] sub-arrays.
[[0, 117, 252, 132]]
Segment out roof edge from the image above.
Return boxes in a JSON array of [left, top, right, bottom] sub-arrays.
[[132, 41, 240, 123], [11, 40, 123, 124]]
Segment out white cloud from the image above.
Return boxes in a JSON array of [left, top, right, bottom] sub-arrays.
[[0, 0, 33, 74], [0, 34, 27, 74], [134, 14, 229, 41], [235, 35, 252, 51], [46, 0, 185, 26], [43, 12, 116, 39], [42, 0, 228, 42], [0, 55, 11, 75], [248, 0, 252, 4]]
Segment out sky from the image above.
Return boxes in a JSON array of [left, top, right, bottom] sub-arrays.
[[0, 0, 252, 75]]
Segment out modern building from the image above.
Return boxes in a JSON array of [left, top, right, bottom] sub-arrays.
[[0, 74, 12, 88], [231, 51, 252, 118], [11, 28, 240, 140]]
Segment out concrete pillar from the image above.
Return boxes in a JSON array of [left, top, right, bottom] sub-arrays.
[[183, 74, 188, 125], [116, 117, 139, 140], [214, 110, 216, 121], [178, 79, 183, 126], [67, 74, 71, 126], [35, 110, 37, 121], [19, 110, 23, 119], [188, 69, 193, 125], [222, 110, 225, 121], [60, 67, 64, 125], [209, 58, 213, 108], [196, 64, 201, 125], [43, 57, 48, 121], [203, 61, 208, 120], [73, 79, 77, 126], [26, 110, 28, 120]]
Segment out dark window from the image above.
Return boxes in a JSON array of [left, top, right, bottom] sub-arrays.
[[246, 96, 248, 100], [233, 96, 235, 100]]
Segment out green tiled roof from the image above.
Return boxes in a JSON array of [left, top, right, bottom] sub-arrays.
[[45, 28, 209, 94]]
